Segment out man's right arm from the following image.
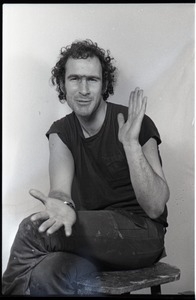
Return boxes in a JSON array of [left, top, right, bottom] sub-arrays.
[[30, 133, 76, 236], [48, 133, 75, 204]]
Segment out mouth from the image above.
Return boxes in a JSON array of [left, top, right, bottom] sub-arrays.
[[76, 99, 92, 105]]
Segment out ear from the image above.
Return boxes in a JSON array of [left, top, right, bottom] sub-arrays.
[[60, 98, 66, 104], [60, 80, 65, 94]]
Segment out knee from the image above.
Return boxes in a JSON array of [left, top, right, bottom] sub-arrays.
[[29, 253, 77, 295], [29, 252, 97, 296], [18, 214, 42, 235]]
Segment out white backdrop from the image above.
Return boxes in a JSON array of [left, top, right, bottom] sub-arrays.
[[3, 4, 194, 294]]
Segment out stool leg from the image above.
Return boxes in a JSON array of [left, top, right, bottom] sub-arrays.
[[151, 285, 161, 295]]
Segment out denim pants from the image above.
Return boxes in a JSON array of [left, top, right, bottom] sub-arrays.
[[2, 210, 166, 296]]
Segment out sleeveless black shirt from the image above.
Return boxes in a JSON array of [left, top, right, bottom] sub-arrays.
[[46, 102, 168, 227]]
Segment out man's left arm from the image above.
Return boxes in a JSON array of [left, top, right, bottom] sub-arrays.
[[124, 137, 169, 219], [118, 87, 170, 219]]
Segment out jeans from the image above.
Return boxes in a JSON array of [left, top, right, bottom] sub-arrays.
[[2, 210, 166, 296]]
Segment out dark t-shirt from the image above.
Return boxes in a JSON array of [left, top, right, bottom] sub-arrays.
[[46, 102, 168, 227]]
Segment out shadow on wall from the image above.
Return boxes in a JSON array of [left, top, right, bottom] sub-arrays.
[[146, 41, 194, 294]]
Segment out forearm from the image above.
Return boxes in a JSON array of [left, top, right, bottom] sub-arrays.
[[48, 190, 75, 207], [124, 142, 169, 219]]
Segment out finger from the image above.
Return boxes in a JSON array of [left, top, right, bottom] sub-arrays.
[[128, 92, 134, 116], [29, 189, 47, 205], [38, 218, 56, 233], [138, 97, 147, 121], [64, 224, 72, 237], [132, 87, 140, 113], [133, 87, 140, 101], [138, 89, 143, 103], [117, 113, 125, 129], [31, 211, 49, 221], [136, 89, 143, 114], [47, 222, 62, 235], [142, 96, 147, 111]]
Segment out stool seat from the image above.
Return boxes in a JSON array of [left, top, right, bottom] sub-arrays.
[[77, 262, 180, 295]]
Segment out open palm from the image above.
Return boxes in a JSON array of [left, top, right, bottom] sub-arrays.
[[118, 87, 147, 147], [29, 189, 76, 237]]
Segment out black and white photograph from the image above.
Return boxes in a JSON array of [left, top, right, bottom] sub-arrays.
[[2, 3, 194, 297]]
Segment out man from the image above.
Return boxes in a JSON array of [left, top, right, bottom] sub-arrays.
[[2, 39, 170, 295]]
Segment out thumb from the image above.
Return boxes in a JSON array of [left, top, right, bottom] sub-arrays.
[[29, 189, 47, 205], [117, 113, 125, 129]]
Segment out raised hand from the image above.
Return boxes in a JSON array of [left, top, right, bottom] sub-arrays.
[[29, 189, 76, 237], [117, 87, 147, 147]]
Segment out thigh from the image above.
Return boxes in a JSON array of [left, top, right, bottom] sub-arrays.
[[21, 210, 165, 270], [67, 210, 166, 270]]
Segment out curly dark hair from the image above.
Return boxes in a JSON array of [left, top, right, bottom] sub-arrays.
[[51, 39, 117, 102]]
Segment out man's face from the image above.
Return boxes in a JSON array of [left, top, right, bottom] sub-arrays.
[[64, 56, 103, 118]]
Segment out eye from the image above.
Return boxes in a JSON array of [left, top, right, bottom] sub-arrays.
[[70, 76, 78, 81], [88, 77, 98, 82]]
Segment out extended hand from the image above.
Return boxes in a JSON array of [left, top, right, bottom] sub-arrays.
[[117, 87, 147, 147], [29, 189, 76, 237]]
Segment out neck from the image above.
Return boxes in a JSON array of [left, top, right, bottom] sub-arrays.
[[77, 101, 107, 137]]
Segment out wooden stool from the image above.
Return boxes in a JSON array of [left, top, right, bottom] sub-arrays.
[[77, 262, 180, 296]]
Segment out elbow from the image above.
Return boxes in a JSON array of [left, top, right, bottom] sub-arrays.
[[148, 186, 170, 219], [148, 207, 165, 219]]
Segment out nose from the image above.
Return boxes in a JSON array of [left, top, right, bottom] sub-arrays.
[[79, 78, 90, 96]]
